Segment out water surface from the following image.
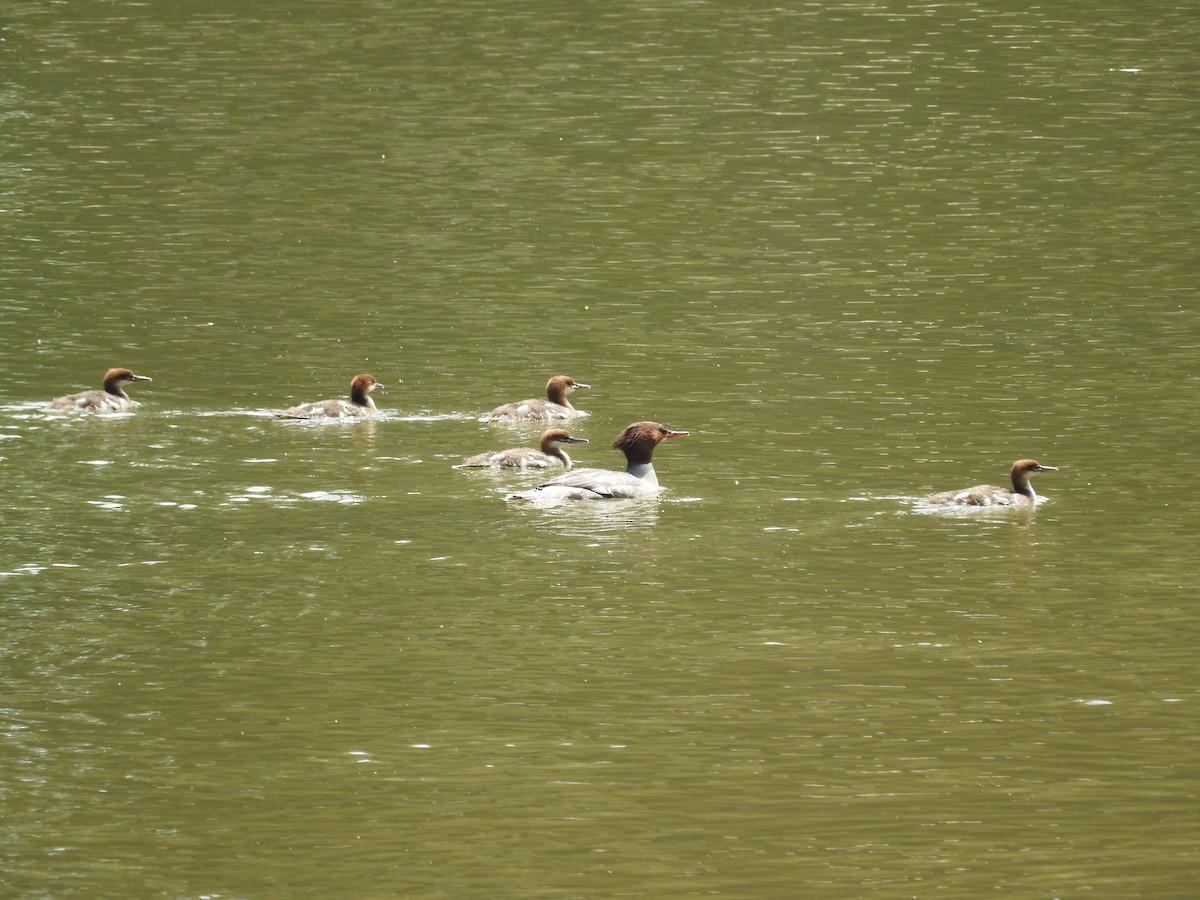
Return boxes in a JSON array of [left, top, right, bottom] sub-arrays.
[[2, 1, 1198, 896]]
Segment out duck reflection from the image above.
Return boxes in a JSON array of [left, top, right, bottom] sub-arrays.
[[519, 495, 662, 541]]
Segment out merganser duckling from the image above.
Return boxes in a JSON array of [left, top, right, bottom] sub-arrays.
[[925, 459, 1058, 507], [486, 375, 590, 421], [458, 428, 588, 469], [507, 421, 687, 502], [44, 368, 153, 413], [278, 373, 383, 419]]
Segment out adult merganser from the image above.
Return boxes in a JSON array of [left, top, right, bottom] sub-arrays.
[[278, 373, 384, 419], [457, 428, 588, 469], [486, 375, 590, 421], [924, 459, 1058, 507], [507, 421, 687, 502], [44, 368, 153, 413]]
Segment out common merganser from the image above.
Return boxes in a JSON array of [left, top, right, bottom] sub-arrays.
[[486, 375, 590, 421], [278, 373, 384, 419], [457, 428, 588, 469], [44, 368, 153, 413], [924, 459, 1058, 507], [507, 421, 687, 502]]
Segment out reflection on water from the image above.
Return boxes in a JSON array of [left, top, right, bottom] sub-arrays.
[[511, 495, 663, 540], [910, 497, 1045, 519], [223, 485, 366, 507]]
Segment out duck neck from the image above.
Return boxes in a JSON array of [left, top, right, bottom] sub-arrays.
[[625, 460, 657, 483], [103, 379, 130, 400], [1011, 472, 1035, 501], [546, 386, 574, 410], [350, 386, 375, 409]]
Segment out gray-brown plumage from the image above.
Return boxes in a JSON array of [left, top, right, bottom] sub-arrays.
[[457, 428, 588, 469], [925, 459, 1058, 507], [45, 368, 153, 413], [278, 373, 383, 419], [486, 375, 590, 421]]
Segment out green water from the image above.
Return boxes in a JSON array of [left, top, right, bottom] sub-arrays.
[[2, 1, 1198, 896]]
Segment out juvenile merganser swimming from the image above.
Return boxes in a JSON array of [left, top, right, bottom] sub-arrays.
[[457, 428, 588, 469], [278, 373, 384, 419], [44, 368, 153, 413], [486, 375, 590, 421], [507, 421, 687, 502], [925, 459, 1058, 507]]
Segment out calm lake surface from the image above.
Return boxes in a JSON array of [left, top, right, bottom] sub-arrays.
[[2, 1, 1197, 896]]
